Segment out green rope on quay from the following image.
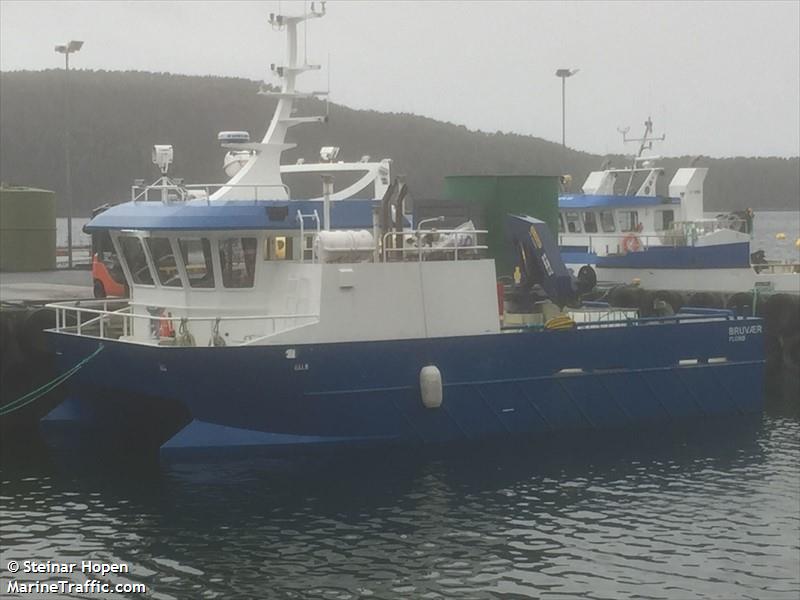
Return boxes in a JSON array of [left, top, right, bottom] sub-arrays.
[[0, 344, 105, 417]]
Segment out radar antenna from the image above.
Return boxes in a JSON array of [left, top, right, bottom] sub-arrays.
[[619, 116, 665, 154]]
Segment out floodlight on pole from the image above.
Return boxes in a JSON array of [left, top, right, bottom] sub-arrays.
[[55, 40, 83, 268], [555, 68, 579, 147]]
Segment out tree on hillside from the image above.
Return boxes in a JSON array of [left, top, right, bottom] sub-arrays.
[[1, 70, 797, 215]]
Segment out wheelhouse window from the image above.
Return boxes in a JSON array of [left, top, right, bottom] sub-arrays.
[[119, 236, 154, 285], [178, 238, 215, 288], [93, 230, 114, 261], [582, 212, 598, 233], [558, 214, 565, 233], [565, 211, 582, 233], [618, 210, 639, 232], [93, 230, 124, 281], [600, 210, 616, 232], [219, 237, 257, 288], [656, 209, 675, 231], [145, 237, 181, 287], [265, 235, 294, 261]]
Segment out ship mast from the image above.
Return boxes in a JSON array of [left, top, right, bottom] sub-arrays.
[[211, 1, 328, 201], [617, 116, 665, 195]]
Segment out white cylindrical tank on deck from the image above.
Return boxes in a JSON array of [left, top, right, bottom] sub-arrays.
[[315, 230, 375, 263], [420, 365, 443, 409]]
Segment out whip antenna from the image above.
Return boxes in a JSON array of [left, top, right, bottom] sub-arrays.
[[304, 1, 308, 63], [326, 52, 330, 120]]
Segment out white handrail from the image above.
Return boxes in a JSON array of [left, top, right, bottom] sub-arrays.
[[559, 232, 660, 254], [559, 217, 751, 251], [46, 300, 319, 347], [48, 303, 317, 323], [131, 182, 292, 203], [382, 228, 489, 262], [185, 183, 291, 203]]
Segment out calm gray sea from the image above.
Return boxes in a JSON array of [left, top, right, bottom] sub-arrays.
[[1, 415, 798, 599], [748, 211, 800, 263]]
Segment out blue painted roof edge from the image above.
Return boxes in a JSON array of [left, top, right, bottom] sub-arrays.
[[558, 195, 680, 209], [84, 199, 388, 232]]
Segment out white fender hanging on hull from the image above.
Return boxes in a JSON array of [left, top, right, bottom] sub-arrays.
[[420, 365, 443, 409]]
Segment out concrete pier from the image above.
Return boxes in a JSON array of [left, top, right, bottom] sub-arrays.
[[0, 269, 92, 303], [0, 270, 94, 438]]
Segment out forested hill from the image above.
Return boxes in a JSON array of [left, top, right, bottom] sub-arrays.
[[1, 69, 798, 215]]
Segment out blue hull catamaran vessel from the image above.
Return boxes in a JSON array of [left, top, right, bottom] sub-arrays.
[[558, 119, 800, 294], [43, 4, 765, 455]]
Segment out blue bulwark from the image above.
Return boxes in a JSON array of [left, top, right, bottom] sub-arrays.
[[559, 195, 680, 209], [597, 242, 751, 269], [560, 250, 597, 266], [84, 199, 386, 232]]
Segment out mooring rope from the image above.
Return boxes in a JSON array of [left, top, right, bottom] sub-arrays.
[[0, 344, 105, 417]]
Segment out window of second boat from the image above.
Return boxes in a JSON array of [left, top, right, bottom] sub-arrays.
[[618, 210, 639, 232], [565, 211, 582, 233], [655, 209, 675, 231], [599, 210, 615, 232], [219, 237, 257, 288], [582, 211, 598, 233]]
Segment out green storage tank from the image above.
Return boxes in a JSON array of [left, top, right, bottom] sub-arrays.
[[0, 186, 57, 272], [444, 175, 560, 276]]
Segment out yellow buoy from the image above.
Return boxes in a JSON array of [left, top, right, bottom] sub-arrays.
[[776, 232, 786, 240], [795, 238, 800, 249]]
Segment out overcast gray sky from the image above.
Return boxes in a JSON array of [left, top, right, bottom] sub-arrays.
[[1, 0, 798, 158]]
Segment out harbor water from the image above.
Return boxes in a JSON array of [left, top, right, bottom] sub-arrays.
[[748, 210, 800, 263], [0, 415, 798, 599]]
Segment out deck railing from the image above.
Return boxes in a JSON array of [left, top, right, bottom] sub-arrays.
[[131, 182, 292, 203], [503, 309, 744, 332], [559, 232, 660, 255], [753, 261, 800, 275], [559, 217, 751, 256], [382, 228, 489, 262], [46, 299, 319, 347]]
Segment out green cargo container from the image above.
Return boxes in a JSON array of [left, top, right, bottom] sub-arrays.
[[444, 175, 560, 276], [0, 186, 57, 272]]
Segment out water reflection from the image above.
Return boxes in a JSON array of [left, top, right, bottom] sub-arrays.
[[3, 415, 798, 599]]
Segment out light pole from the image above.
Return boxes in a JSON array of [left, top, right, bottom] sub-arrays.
[[555, 68, 579, 147], [55, 40, 83, 268]]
